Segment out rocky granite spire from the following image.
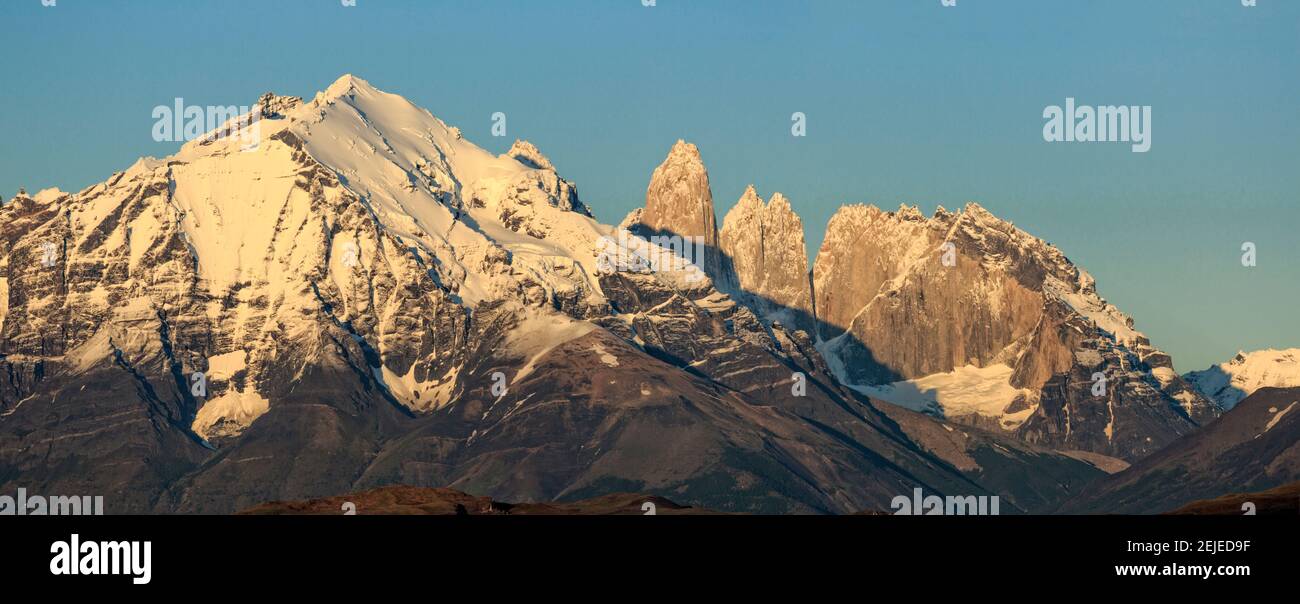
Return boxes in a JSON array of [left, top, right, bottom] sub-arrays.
[[622, 140, 722, 281], [718, 186, 815, 335]]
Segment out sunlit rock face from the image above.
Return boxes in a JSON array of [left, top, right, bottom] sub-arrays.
[[623, 140, 723, 282], [811, 202, 1217, 459], [718, 186, 815, 335]]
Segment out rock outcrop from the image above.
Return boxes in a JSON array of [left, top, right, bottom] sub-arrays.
[[811, 202, 1217, 459], [718, 186, 815, 335], [622, 140, 723, 282]]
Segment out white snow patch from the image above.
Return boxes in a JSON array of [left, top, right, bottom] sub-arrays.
[[1173, 390, 1202, 415], [64, 328, 114, 374], [1263, 401, 1297, 434], [505, 309, 597, 383], [192, 390, 270, 440], [1044, 275, 1144, 347], [206, 350, 248, 380], [189, 349, 269, 439], [1151, 366, 1178, 386], [33, 188, 66, 203], [592, 343, 619, 368], [853, 364, 1037, 429]]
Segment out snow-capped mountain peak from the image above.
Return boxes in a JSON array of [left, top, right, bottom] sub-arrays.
[[1185, 348, 1300, 410], [504, 139, 556, 171], [276, 74, 611, 306], [1, 75, 714, 439]]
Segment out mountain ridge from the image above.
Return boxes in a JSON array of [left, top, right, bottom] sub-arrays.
[[1062, 386, 1300, 514], [0, 74, 1255, 514], [636, 141, 1217, 461], [1184, 348, 1300, 411]]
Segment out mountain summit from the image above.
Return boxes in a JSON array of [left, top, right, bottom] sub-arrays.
[[1185, 348, 1300, 410], [718, 186, 815, 335], [622, 140, 723, 281]]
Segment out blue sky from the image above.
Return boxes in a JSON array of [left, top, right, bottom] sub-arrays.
[[2, 0, 1297, 371]]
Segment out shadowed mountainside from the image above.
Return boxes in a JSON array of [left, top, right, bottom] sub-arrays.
[[1061, 387, 1300, 514]]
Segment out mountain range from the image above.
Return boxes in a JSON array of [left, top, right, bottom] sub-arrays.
[[0, 75, 1294, 514]]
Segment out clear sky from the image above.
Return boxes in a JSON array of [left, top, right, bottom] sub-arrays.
[[2, 0, 1297, 372]]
